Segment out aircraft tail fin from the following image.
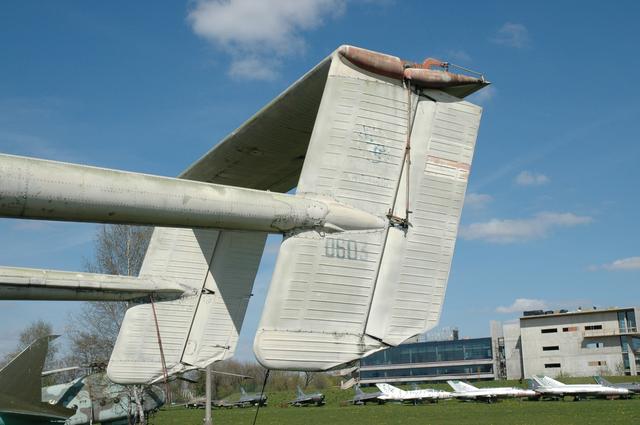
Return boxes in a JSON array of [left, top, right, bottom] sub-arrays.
[[108, 228, 266, 384], [296, 386, 305, 398], [0, 336, 55, 402], [541, 376, 564, 387], [594, 376, 612, 386], [240, 387, 247, 396], [447, 380, 477, 392], [355, 385, 364, 396], [376, 383, 402, 395], [254, 46, 483, 371], [0, 335, 72, 419]]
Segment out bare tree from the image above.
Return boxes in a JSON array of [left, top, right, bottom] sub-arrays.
[[66, 224, 152, 424], [3, 319, 57, 367], [66, 224, 152, 364]]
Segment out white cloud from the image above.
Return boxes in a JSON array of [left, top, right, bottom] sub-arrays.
[[515, 170, 549, 186], [496, 298, 547, 314], [188, 0, 345, 80], [491, 22, 530, 48], [464, 192, 493, 209], [591, 256, 640, 271], [460, 212, 592, 243]]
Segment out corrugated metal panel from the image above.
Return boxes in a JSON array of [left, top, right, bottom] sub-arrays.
[[256, 57, 482, 369], [109, 227, 266, 384], [108, 227, 217, 383], [181, 231, 266, 366], [255, 53, 408, 370], [367, 90, 481, 345]]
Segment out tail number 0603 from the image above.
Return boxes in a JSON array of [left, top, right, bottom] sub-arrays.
[[325, 238, 366, 260]]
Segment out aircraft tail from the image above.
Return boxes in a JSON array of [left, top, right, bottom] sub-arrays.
[[447, 380, 477, 392], [107, 228, 266, 384], [541, 376, 564, 387], [254, 46, 483, 371], [354, 385, 364, 396], [296, 386, 305, 398], [376, 383, 403, 395], [594, 376, 612, 386], [528, 378, 540, 390], [240, 387, 247, 396], [0, 336, 73, 419]]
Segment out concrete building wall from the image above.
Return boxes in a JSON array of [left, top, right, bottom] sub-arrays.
[[519, 309, 627, 378], [502, 321, 524, 380]]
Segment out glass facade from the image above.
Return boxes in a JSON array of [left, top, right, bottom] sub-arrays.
[[361, 337, 492, 366], [618, 310, 637, 332], [360, 337, 494, 381], [361, 363, 493, 380]]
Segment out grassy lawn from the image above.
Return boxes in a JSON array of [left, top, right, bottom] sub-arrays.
[[151, 380, 640, 425]]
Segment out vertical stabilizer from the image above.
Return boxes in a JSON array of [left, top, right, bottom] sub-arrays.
[[447, 380, 477, 392], [541, 376, 564, 387], [0, 336, 72, 419]]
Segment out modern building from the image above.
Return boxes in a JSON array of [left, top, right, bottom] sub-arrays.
[[356, 306, 639, 385], [493, 306, 640, 379], [358, 336, 495, 384]]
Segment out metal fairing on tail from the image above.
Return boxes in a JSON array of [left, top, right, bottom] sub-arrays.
[[0, 45, 488, 383]]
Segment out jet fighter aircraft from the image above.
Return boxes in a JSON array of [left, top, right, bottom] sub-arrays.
[[594, 376, 640, 394], [376, 383, 451, 404], [531, 376, 629, 400], [288, 386, 325, 407], [447, 380, 536, 403], [345, 385, 386, 405]]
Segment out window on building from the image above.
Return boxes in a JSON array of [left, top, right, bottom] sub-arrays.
[[586, 342, 604, 349], [562, 326, 578, 332], [584, 325, 603, 331], [618, 310, 637, 332], [542, 346, 559, 351], [541, 328, 558, 334], [544, 363, 561, 368], [588, 360, 607, 367]]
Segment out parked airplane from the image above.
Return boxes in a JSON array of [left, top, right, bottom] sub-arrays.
[[288, 386, 325, 407], [447, 380, 536, 403], [233, 387, 267, 408], [345, 386, 386, 405], [594, 376, 640, 394], [531, 376, 630, 400], [0, 45, 488, 384], [376, 383, 451, 404], [43, 372, 164, 425]]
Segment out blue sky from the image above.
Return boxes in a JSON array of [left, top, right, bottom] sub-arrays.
[[1, 0, 639, 360]]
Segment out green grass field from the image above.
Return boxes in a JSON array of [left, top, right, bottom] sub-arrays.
[[151, 379, 640, 425]]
